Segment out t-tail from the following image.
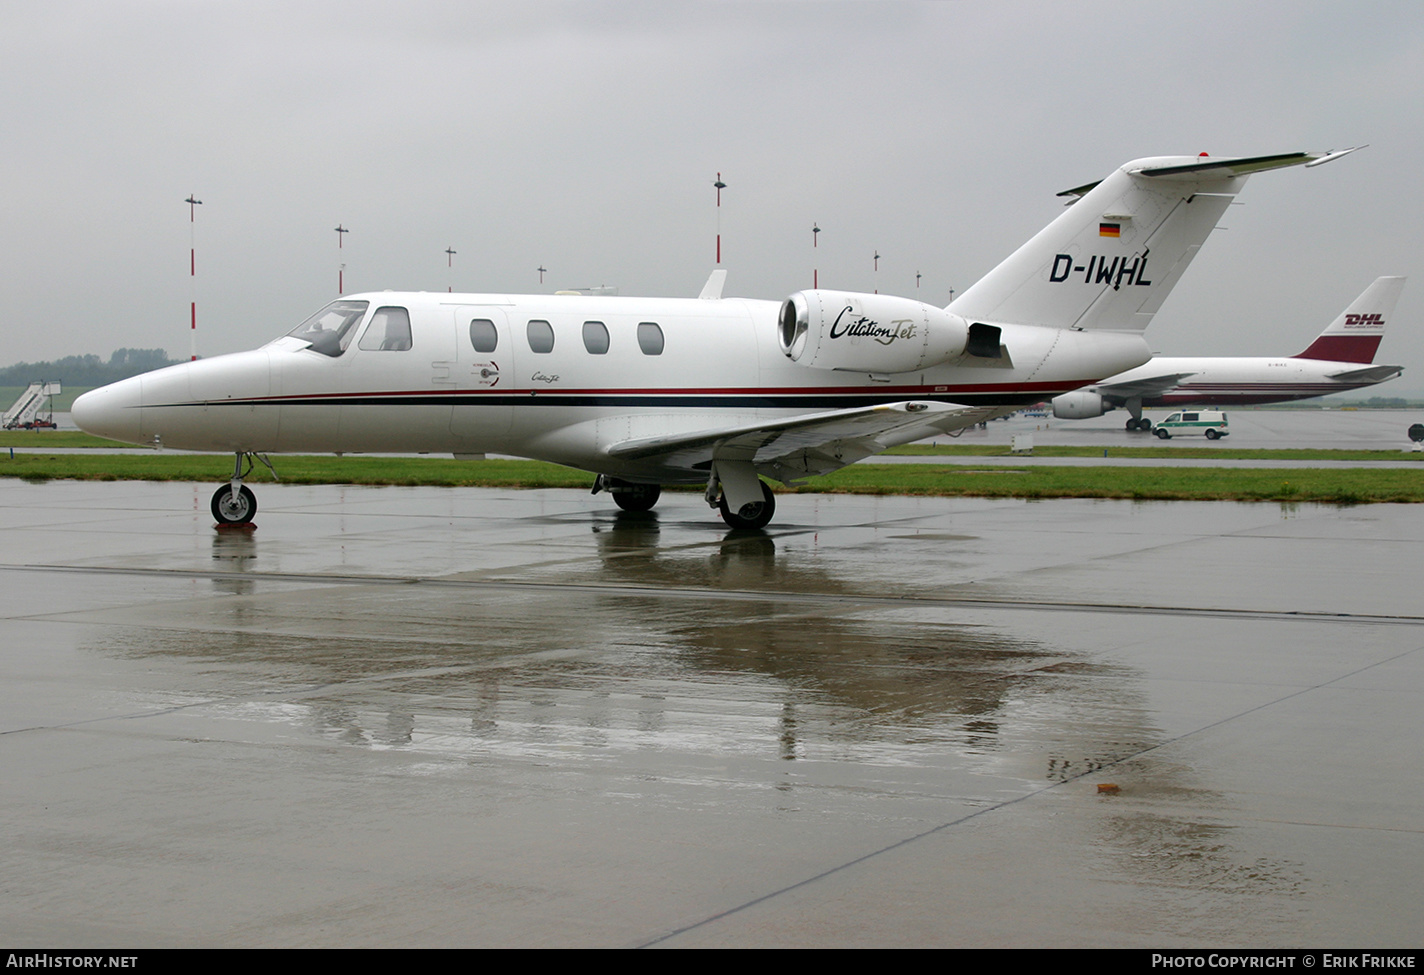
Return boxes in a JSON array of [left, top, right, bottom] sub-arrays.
[[1293, 275, 1405, 363], [949, 149, 1365, 333]]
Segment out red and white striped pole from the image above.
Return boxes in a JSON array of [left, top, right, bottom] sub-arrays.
[[335, 224, 348, 293], [713, 173, 726, 265], [812, 223, 819, 289], [186, 195, 202, 360]]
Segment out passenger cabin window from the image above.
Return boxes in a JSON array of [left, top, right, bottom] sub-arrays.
[[1182, 412, 1199, 422], [527, 320, 554, 354], [286, 299, 369, 357], [469, 319, 498, 353], [582, 321, 609, 355], [358, 306, 413, 351], [637, 322, 664, 356]]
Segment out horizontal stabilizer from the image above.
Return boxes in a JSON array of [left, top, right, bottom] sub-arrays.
[[1137, 147, 1365, 180], [606, 401, 982, 480], [956, 149, 1361, 336], [1325, 364, 1404, 383]]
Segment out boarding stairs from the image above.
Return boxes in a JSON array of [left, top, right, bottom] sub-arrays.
[[3, 381, 61, 429]]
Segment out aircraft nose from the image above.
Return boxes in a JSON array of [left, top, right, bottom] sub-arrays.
[[72, 377, 145, 444]]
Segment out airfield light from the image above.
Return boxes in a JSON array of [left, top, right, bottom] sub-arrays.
[[446, 247, 456, 293], [538, 265, 547, 285]]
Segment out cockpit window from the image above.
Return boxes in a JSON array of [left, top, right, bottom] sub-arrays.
[[287, 300, 369, 357], [358, 306, 413, 351]]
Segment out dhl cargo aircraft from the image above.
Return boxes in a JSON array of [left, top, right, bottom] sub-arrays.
[[1052, 275, 1404, 430]]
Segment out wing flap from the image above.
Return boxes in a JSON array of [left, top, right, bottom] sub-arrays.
[[606, 401, 984, 480]]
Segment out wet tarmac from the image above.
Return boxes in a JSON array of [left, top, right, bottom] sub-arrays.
[[1, 480, 1421, 947]]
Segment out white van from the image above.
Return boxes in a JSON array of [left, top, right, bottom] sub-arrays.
[[1153, 410, 1229, 440]]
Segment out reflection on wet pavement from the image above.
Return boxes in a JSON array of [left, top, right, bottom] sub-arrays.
[[1, 481, 1421, 946]]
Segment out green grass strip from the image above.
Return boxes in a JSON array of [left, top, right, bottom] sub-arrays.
[[2, 451, 1420, 504], [2, 428, 1419, 463], [885, 443, 1424, 461]]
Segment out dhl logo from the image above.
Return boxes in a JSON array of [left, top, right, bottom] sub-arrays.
[[1344, 313, 1385, 328]]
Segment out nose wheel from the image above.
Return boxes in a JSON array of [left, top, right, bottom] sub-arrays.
[[211, 484, 257, 524], [592, 476, 663, 512], [211, 452, 277, 526]]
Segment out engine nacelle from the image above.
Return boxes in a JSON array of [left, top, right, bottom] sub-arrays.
[[1051, 389, 1110, 419], [778, 290, 973, 373]]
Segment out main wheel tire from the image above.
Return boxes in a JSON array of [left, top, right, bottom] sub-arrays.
[[211, 484, 257, 524], [1126, 418, 1142, 431], [718, 481, 776, 530], [1205, 429, 1220, 440], [612, 482, 661, 512], [1155, 428, 1170, 440]]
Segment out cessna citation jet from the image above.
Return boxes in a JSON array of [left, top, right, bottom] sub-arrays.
[[1052, 275, 1406, 431], [74, 149, 1360, 529]]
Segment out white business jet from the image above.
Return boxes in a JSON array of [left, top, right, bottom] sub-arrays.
[[1052, 275, 1405, 430], [73, 149, 1360, 529]]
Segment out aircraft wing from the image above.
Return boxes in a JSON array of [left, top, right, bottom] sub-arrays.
[[1093, 372, 1198, 400], [1325, 364, 1404, 383], [605, 400, 984, 482]]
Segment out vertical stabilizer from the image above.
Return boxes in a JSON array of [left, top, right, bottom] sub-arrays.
[[1293, 276, 1405, 363], [950, 150, 1360, 334]]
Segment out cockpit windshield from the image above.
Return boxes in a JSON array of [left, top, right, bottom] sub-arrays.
[[285, 300, 369, 357]]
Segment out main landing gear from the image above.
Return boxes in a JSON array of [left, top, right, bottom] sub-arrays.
[[592, 467, 778, 530], [706, 461, 776, 530], [591, 476, 662, 513], [211, 452, 278, 526], [716, 481, 776, 530], [1124, 397, 1151, 432]]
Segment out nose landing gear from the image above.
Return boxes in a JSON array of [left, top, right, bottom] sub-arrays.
[[211, 452, 277, 526], [212, 483, 257, 524]]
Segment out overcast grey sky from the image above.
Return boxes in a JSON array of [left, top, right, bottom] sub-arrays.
[[3, 1, 1423, 388]]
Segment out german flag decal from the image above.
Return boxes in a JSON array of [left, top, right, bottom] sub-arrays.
[[1099, 222, 1121, 238]]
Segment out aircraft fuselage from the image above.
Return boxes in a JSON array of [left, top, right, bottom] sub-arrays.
[[75, 291, 1149, 483]]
